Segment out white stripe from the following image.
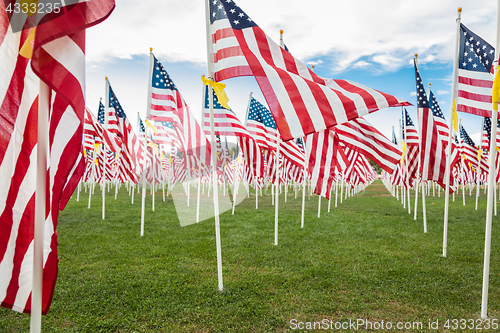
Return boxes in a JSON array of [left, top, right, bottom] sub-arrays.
[[42, 36, 85, 92]]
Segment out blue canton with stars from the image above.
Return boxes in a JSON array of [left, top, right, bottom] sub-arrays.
[[482, 117, 500, 141], [392, 129, 398, 145], [402, 108, 414, 140], [215, 0, 257, 30], [459, 23, 495, 73], [204, 85, 233, 112], [97, 101, 105, 125], [248, 96, 276, 130], [460, 124, 476, 148], [160, 121, 175, 130], [429, 91, 446, 120], [152, 56, 179, 92], [109, 85, 127, 119], [414, 59, 429, 109], [138, 118, 145, 133]]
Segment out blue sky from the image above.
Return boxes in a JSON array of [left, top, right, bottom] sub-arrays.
[[84, 0, 497, 144]]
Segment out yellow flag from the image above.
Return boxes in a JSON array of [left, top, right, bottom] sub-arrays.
[[493, 66, 500, 111], [144, 119, 159, 134], [451, 100, 458, 133], [201, 75, 230, 109], [478, 150, 482, 161], [19, 27, 36, 59]]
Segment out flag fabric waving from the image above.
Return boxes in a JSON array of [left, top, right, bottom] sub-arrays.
[[203, 86, 263, 178], [0, 0, 115, 315], [333, 117, 402, 174], [209, 0, 410, 141], [414, 60, 459, 190], [149, 55, 210, 172], [402, 108, 420, 187], [456, 23, 495, 118]]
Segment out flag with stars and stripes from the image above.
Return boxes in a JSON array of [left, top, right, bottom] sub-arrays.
[[459, 123, 482, 171], [456, 23, 495, 118], [429, 91, 450, 142], [202, 87, 263, 179], [392, 127, 398, 145], [148, 55, 210, 173], [208, 0, 410, 141], [154, 121, 182, 149], [245, 96, 305, 173], [332, 117, 402, 174], [84, 107, 122, 153], [305, 130, 348, 199], [402, 108, 420, 187], [414, 61, 459, 190], [108, 83, 146, 177], [0, 0, 115, 315]]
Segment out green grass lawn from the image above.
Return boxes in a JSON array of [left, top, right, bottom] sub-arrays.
[[1, 180, 499, 332]]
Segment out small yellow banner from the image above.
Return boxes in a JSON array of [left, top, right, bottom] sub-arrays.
[[144, 119, 159, 134], [201, 75, 230, 110], [19, 27, 36, 59]]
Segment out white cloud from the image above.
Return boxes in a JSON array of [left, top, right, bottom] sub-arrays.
[[410, 92, 417, 96], [437, 90, 449, 95], [86, 0, 496, 74]]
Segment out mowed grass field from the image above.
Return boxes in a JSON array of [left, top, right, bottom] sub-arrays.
[[1, 180, 500, 332]]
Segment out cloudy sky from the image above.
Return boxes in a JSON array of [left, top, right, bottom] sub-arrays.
[[84, 0, 497, 143]]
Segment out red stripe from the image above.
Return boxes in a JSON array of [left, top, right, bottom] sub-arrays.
[[458, 75, 493, 88], [151, 93, 175, 102], [456, 104, 492, 118], [215, 46, 245, 61], [458, 89, 492, 103]]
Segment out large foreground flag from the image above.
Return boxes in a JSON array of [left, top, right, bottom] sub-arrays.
[[208, 0, 410, 141], [456, 23, 495, 118], [0, 1, 115, 314]]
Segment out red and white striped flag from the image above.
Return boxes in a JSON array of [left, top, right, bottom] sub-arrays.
[[0, 0, 115, 314], [414, 60, 459, 189], [208, 0, 410, 141], [333, 117, 402, 173], [456, 24, 495, 118], [305, 130, 347, 199]]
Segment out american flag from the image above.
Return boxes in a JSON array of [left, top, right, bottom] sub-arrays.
[[414, 61, 459, 190], [402, 108, 419, 187], [209, 0, 410, 141], [333, 117, 402, 173], [202, 86, 263, 178], [0, 0, 115, 314], [148, 55, 210, 173], [429, 91, 449, 141], [108, 83, 146, 176], [154, 121, 183, 148], [84, 107, 122, 153], [459, 123, 479, 168], [456, 23, 495, 118], [392, 127, 398, 145], [305, 130, 347, 199], [245, 96, 305, 170], [482, 117, 500, 150]]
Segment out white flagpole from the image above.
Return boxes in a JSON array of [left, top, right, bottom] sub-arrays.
[[30, 80, 50, 333], [481, 0, 500, 318], [301, 171, 306, 228], [103, 79, 110, 220], [443, 7, 462, 258], [274, 29, 287, 245], [141, 48, 154, 236], [88, 147, 95, 209], [205, 0, 223, 290]]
